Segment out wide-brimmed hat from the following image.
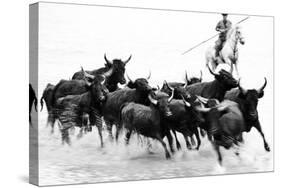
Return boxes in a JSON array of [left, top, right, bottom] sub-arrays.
[[222, 13, 228, 16]]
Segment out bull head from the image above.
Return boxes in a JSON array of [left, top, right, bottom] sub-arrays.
[[126, 71, 151, 83]]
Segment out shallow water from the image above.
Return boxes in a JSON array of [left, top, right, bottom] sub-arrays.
[[36, 109, 273, 186]]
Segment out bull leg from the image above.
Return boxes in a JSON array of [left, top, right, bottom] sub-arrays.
[[236, 133, 244, 144], [47, 113, 56, 134], [105, 121, 114, 141], [115, 124, 122, 142], [183, 133, 192, 150], [61, 127, 71, 145], [194, 129, 201, 150], [95, 115, 104, 148], [255, 121, 270, 152], [172, 130, 181, 150], [166, 131, 175, 154], [190, 135, 196, 146], [212, 142, 222, 165], [155, 134, 171, 159], [77, 128, 84, 139], [125, 129, 132, 145], [199, 128, 206, 137]]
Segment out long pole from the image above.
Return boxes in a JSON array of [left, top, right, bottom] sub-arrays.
[[181, 16, 250, 55]]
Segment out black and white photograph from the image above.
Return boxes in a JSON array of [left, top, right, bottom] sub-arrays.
[[29, 2, 274, 186]]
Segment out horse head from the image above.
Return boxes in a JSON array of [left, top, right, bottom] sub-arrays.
[[235, 26, 245, 45]]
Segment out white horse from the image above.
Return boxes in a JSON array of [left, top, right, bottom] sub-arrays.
[[205, 25, 245, 77]]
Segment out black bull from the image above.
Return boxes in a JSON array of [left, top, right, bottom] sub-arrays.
[[29, 84, 38, 125], [46, 68, 111, 131], [162, 97, 204, 151], [161, 66, 238, 150], [72, 54, 131, 92], [184, 65, 238, 102], [55, 75, 109, 146], [102, 73, 153, 141], [196, 99, 246, 165], [224, 78, 270, 152], [161, 73, 203, 150], [120, 91, 175, 159]]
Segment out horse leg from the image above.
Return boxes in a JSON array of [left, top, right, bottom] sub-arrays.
[[155, 133, 171, 159], [254, 120, 270, 152], [225, 58, 234, 74], [172, 130, 181, 150], [234, 62, 240, 78]]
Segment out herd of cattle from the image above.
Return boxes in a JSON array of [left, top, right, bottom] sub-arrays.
[[29, 54, 270, 165]]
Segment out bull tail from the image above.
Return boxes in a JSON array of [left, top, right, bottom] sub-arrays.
[[119, 102, 129, 125], [50, 81, 62, 108], [40, 95, 44, 112], [34, 96, 38, 112]]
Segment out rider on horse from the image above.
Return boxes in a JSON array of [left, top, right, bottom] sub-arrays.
[[215, 13, 232, 61]]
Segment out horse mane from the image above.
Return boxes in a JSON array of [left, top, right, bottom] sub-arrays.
[[226, 25, 241, 39]]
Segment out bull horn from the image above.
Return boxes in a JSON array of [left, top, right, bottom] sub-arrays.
[[181, 95, 191, 107], [238, 78, 247, 95], [101, 75, 106, 85], [126, 72, 133, 83], [157, 85, 160, 90], [81, 66, 95, 80], [217, 105, 228, 112], [168, 84, 174, 103], [207, 62, 217, 76], [257, 77, 267, 94], [163, 80, 174, 91], [195, 104, 211, 113], [146, 70, 151, 80], [199, 70, 203, 81], [104, 53, 112, 65], [40, 96, 44, 112], [148, 93, 158, 105], [103, 67, 113, 78], [124, 55, 132, 64], [183, 70, 189, 88], [196, 95, 209, 104]]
